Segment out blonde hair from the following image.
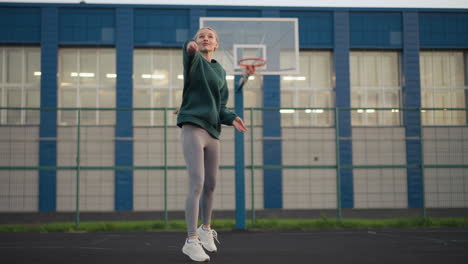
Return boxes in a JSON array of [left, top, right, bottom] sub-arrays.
[[194, 27, 219, 41], [194, 27, 219, 51]]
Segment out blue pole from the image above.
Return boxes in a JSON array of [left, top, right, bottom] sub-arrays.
[[234, 75, 246, 229]]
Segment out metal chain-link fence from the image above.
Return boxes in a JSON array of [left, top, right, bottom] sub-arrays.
[[1, 107, 467, 227]]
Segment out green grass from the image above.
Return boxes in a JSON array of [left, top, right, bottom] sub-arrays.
[[0, 216, 467, 233]]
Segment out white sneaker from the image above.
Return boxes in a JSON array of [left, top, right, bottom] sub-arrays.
[[182, 239, 210, 262], [197, 225, 219, 253]]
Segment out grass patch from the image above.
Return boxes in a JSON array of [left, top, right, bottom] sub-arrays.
[[250, 216, 468, 230], [0, 217, 466, 233]]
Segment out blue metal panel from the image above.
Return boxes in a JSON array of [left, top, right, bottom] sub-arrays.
[[420, 13, 468, 48], [115, 8, 134, 211], [262, 9, 279, 17], [403, 12, 423, 208], [350, 12, 402, 48], [207, 9, 260, 17], [334, 11, 354, 209], [39, 142, 57, 212], [260, 10, 283, 210], [59, 8, 115, 44], [134, 9, 189, 46], [281, 11, 333, 48], [115, 141, 133, 211], [262, 75, 283, 209], [190, 8, 206, 38], [39, 7, 58, 212], [0, 7, 40, 43]]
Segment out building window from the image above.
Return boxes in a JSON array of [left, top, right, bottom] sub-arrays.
[[350, 51, 402, 126], [420, 51, 467, 125], [0, 47, 40, 125], [133, 48, 183, 126], [58, 48, 116, 126], [280, 51, 334, 127]]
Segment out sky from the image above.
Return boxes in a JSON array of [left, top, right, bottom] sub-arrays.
[[2, 0, 468, 9]]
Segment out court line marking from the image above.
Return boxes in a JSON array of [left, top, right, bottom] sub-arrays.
[[0, 246, 113, 250]]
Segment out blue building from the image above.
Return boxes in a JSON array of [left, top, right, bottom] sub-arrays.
[[0, 1, 467, 215]]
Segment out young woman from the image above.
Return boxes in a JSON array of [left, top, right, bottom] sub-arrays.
[[177, 27, 248, 262]]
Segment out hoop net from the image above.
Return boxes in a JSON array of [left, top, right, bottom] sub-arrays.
[[239, 58, 266, 76], [238, 58, 267, 87]]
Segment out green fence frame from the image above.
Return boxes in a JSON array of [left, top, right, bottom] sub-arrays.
[[1, 107, 468, 228]]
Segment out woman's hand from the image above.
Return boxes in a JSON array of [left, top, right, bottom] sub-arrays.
[[187, 41, 198, 54], [232, 117, 248, 132]]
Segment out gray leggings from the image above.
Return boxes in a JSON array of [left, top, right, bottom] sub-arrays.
[[181, 124, 220, 237]]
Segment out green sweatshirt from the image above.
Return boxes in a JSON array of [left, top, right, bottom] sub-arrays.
[[177, 40, 237, 139]]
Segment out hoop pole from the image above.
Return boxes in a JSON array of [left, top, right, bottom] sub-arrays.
[[234, 74, 246, 230], [236, 75, 249, 92], [249, 107, 255, 227]]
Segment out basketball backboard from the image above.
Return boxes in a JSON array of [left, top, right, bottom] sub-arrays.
[[199, 17, 299, 75]]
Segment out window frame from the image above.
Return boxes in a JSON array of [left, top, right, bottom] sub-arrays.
[[420, 50, 468, 126], [58, 47, 116, 126], [0, 46, 41, 125], [350, 50, 403, 127], [280, 50, 335, 127]]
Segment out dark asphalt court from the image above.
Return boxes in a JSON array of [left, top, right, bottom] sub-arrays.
[[1, 228, 467, 264]]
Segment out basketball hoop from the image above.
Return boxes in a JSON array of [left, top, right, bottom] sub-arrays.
[[239, 58, 266, 75], [237, 58, 266, 90]]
